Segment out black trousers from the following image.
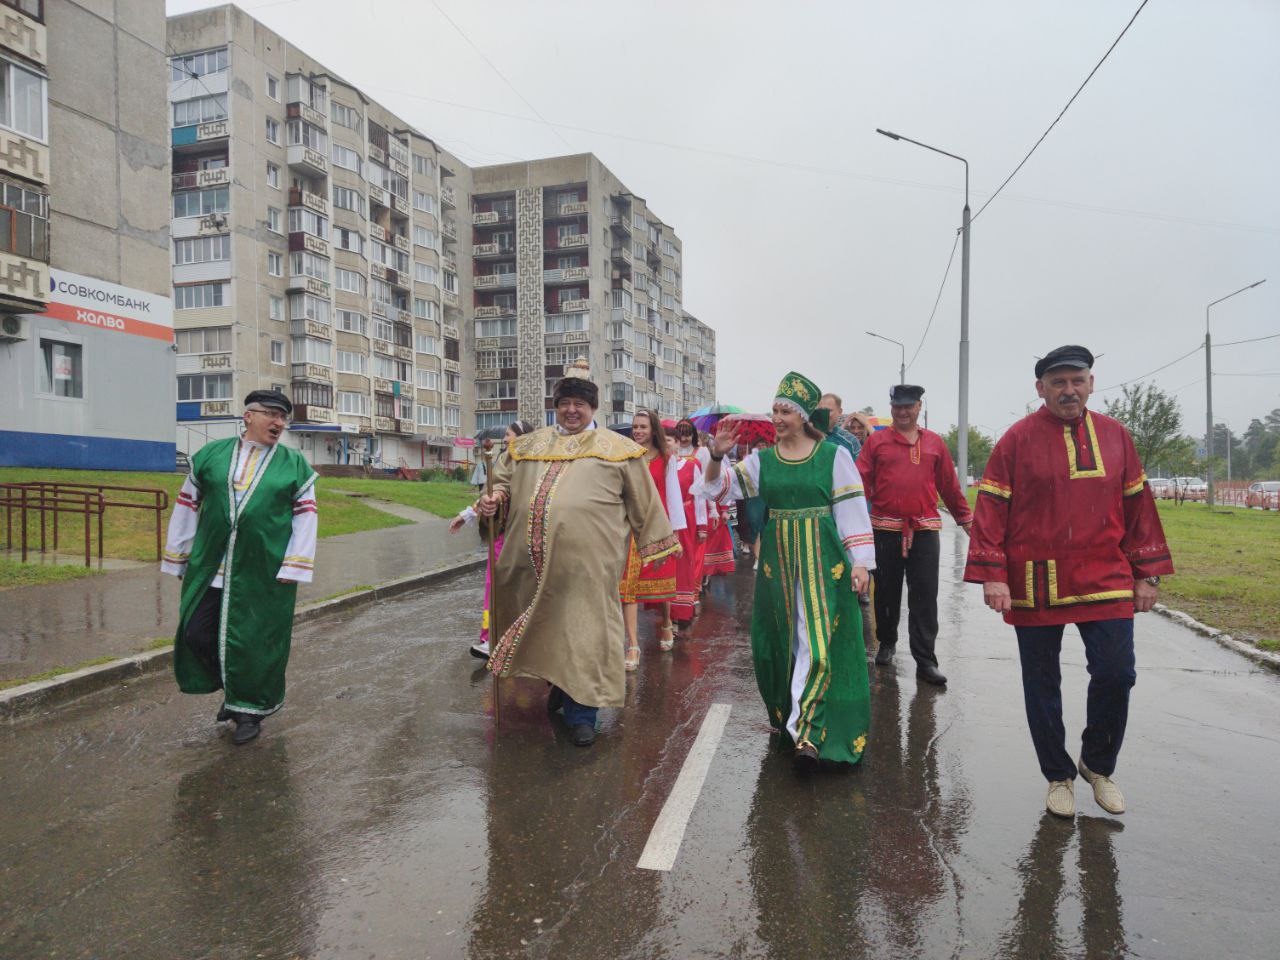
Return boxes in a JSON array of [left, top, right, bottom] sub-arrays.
[[184, 586, 223, 684], [871, 529, 941, 667]]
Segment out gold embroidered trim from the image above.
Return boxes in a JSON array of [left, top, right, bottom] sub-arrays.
[[1123, 474, 1147, 497], [1064, 412, 1106, 479], [509, 426, 645, 463], [978, 480, 1012, 499]]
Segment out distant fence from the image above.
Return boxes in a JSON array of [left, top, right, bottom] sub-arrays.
[[0, 481, 169, 566], [1151, 479, 1278, 510]]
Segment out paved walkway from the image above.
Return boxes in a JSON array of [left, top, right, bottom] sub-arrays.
[[0, 498, 483, 683]]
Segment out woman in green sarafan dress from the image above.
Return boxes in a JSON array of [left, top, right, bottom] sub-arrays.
[[700, 371, 877, 773]]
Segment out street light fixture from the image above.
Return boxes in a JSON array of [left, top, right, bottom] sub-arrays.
[[866, 330, 905, 384], [876, 127, 971, 487], [1205, 279, 1265, 507]]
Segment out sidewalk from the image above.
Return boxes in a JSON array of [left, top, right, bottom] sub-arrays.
[[0, 500, 485, 683]]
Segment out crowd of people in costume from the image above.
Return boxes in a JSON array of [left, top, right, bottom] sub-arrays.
[[163, 343, 1174, 817]]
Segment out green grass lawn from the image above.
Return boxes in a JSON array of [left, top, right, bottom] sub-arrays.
[[324, 477, 476, 518], [0, 466, 409, 588]]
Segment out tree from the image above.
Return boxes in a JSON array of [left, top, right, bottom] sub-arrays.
[[1102, 383, 1185, 474], [943, 426, 993, 480]]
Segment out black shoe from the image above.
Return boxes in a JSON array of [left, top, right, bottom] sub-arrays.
[[874, 644, 896, 666], [916, 663, 948, 686], [231, 715, 261, 744], [547, 687, 564, 715], [215, 705, 231, 723], [570, 722, 597, 747], [793, 743, 819, 777]]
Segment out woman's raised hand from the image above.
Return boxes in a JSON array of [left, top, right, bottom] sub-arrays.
[[712, 420, 741, 456]]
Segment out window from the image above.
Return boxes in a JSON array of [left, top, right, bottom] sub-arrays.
[[412, 225, 437, 249], [289, 293, 330, 325], [545, 345, 588, 366], [414, 333, 438, 355], [545, 312, 587, 334], [267, 207, 282, 233], [413, 154, 435, 178], [662, 292, 675, 309], [173, 283, 227, 310], [286, 74, 327, 112], [174, 234, 230, 265], [412, 297, 438, 321], [413, 262, 437, 285], [412, 190, 435, 213], [337, 309, 367, 335], [333, 226, 363, 255], [170, 48, 228, 83], [291, 336, 331, 366], [373, 317, 394, 343], [337, 391, 370, 416], [416, 369, 440, 390], [267, 251, 282, 276], [265, 296, 282, 322], [481, 348, 519, 368], [270, 340, 284, 365], [662, 238, 675, 256], [477, 380, 517, 400], [609, 350, 631, 372], [286, 118, 327, 152], [171, 186, 228, 219], [492, 293, 516, 312], [266, 74, 280, 101], [331, 144, 362, 174], [330, 101, 361, 132], [337, 350, 368, 374], [443, 270, 457, 294], [445, 406, 460, 428], [556, 224, 580, 243], [417, 403, 439, 426], [289, 250, 329, 281], [0, 181, 48, 259], [634, 214, 647, 230], [177, 373, 231, 402], [335, 268, 366, 295], [265, 117, 280, 144], [171, 93, 226, 130], [332, 185, 364, 214], [266, 162, 280, 189], [175, 327, 231, 354], [287, 207, 328, 239], [663, 346, 677, 363], [477, 317, 517, 337]]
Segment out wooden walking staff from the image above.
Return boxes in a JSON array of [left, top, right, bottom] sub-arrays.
[[483, 446, 501, 725]]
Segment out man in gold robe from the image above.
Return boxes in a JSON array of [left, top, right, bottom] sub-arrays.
[[478, 359, 680, 745]]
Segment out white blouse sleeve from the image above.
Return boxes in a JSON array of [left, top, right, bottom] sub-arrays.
[[161, 474, 201, 578], [276, 476, 319, 583], [831, 447, 875, 570], [456, 504, 479, 525], [692, 450, 760, 506], [692, 461, 708, 527], [664, 456, 687, 532]]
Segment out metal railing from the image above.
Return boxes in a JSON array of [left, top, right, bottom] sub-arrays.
[[0, 481, 170, 565]]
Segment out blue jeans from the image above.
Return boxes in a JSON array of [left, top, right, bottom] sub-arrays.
[[553, 686, 598, 728], [1015, 618, 1136, 782]]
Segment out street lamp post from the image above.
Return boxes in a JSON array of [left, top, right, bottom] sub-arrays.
[[876, 127, 970, 487], [1205, 279, 1266, 507], [866, 330, 905, 384]]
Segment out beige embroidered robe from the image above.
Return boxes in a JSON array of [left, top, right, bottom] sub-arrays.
[[487, 426, 680, 708]]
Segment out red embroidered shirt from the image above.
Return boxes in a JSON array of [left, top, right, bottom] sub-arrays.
[[963, 406, 1174, 626], [855, 427, 973, 532]]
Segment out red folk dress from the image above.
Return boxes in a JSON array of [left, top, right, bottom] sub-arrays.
[[963, 407, 1174, 626], [702, 497, 736, 576], [671, 456, 708, 621], [619, 453, 682, 604], [855, 426, 973, 550]]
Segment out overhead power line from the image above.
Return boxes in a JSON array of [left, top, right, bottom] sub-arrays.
[[906, 231, 961, 372], [1217, 333, 1280, 348], [971, 0, 1151, 224], [1097, 343, 1202, 393]]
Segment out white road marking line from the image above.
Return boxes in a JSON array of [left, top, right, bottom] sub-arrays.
[[636, 702, 732, 872]]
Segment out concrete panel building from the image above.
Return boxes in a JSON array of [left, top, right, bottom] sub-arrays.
[[167, 5, 469, 469], [0, 0, 174, 470]]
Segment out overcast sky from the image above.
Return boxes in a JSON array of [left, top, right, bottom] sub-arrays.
[[169, 0, 1280, 439]]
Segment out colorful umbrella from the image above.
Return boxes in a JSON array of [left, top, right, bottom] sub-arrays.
[[688, 403, 746, 432], [721, 413, 776, 447]]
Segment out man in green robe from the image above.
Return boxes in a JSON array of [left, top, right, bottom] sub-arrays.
[[162, 390, 318, 744]]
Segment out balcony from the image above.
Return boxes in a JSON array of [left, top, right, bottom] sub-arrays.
[[291, 362, 333, 383], [546, 200, 589, 219], [368, 222, 387, 243], [391, 195, 411, 218], [288, 186, 328, 216], [543, 266, 591, 284], [290, 318, 333, 341], [288, 274, 330, 298], [286, 143, 327, 176], [441, 185, 456, 208], [173, 167, 230, 190], [292, 403, 334, 424], [171, 119, 229, 148], [443, 290, 459, 309], [554, 298, 591, 314], [392, 233, 410, 253], [2, 3, 45, 68], [473, 210, 514, 226], [0, 250, 50, 312], [442, 255, 457, 274], [647, 244, 662, 265], [549, 233, 589, 251], [475, 304, 514, 319], [474, 273, 516, 290], [369, 184, 388, 209], [287, 100, 328, 131], [473, 242, 515, 260], [289, 231, 330, 258], [443, 324, 460, 340], [609, 246, 632, 265], [442, 219, 458, 242]]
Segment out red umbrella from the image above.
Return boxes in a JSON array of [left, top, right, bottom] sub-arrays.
[[722, 413, 776, 447]]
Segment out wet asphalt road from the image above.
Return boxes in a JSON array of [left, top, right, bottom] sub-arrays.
[[2, 522, 1278, 960]]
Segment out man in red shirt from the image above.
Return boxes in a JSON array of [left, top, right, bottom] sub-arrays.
[[856, 384, 972, 686], [964, 345, 1174, 818]]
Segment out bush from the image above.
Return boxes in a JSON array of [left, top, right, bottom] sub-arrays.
[[451, 465, 468, 482], [418, 467, 449, 482]]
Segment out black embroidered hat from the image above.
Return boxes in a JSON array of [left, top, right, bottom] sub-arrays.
[[1035, 345, 1094, 380]]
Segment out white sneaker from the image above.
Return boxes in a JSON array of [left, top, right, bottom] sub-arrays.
[[1078, 759, 1125, 814], [469, 641, 490, 660], [1046, 779, 1076, 818]]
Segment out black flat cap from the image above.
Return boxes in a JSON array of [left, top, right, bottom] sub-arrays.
[[1035, 345, 1094, 380], [244, 389, 293, 415], [889, 384, 925, 405]]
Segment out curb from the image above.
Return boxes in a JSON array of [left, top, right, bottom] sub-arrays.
[[1152, 603, 1280, 674], [0, 554, 486, 722]]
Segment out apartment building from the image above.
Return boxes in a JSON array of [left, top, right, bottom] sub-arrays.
[[681, 311, 717, 414], [469, 155, 695, 432], [0, 0, 173, 470], [167, 5, 469, 468]]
